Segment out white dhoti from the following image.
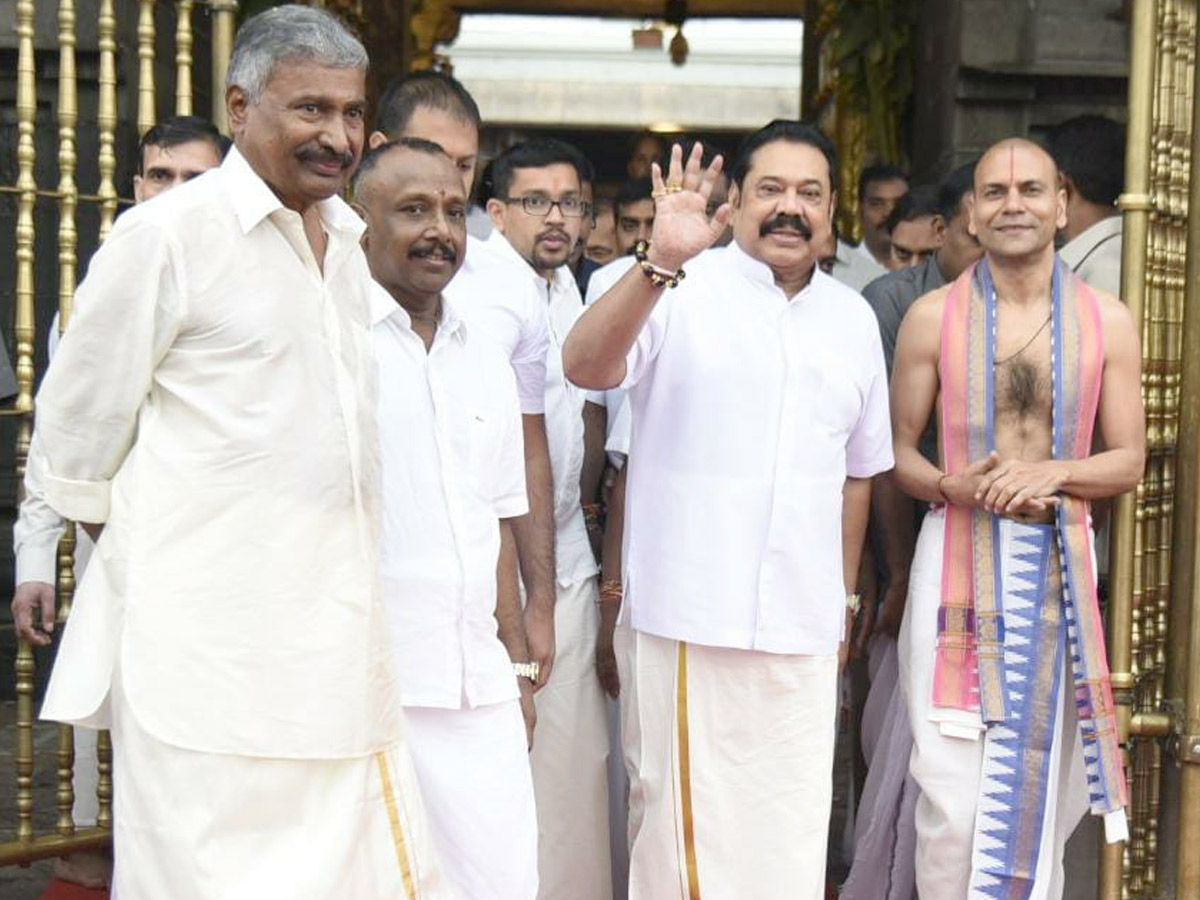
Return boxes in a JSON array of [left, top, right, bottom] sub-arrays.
[[530, 576, 612, 900], [900, 510, 1090, 900], [616, 621, 838, 900], [402, 701, 538, 900], [110, 678, 451, 900]]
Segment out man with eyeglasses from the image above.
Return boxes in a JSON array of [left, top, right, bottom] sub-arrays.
[[486, 138, 613, 900]]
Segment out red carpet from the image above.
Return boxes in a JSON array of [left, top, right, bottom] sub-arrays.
[[37, 881, 109, 900]]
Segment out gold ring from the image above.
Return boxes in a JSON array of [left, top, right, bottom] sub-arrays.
[[665, 184, 684, 193], [651, 189, 669, 199]]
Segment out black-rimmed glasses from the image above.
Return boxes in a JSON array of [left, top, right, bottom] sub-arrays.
[[501, 195, 591, 218]]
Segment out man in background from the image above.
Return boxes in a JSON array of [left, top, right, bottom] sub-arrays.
[[857, 163, 909, 269], [1047, 115, 1125, 297], [884, 186, 944, 270]]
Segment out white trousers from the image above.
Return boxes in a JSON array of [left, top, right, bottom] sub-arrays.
[[615, 622, 838, 900], [530, 576, 612, 900], [404, 701, 538, 900], [900, 511, 1090, 900], [110, 677, 452, 900]]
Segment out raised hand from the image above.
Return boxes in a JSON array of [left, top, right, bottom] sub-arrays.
[[645, 142, 733, 272]]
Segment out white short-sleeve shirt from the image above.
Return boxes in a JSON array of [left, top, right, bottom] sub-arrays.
[[372, 285, 528, 710], [487, 233, 599, 589], [444, 234, 549, 416], [613, 242, 894, 656], [585, 256, 637, 465]]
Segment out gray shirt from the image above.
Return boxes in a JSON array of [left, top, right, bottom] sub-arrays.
[[862, 254, 946, 466], [861, 254, 947, 376], [1060, 216, 1122, 297]]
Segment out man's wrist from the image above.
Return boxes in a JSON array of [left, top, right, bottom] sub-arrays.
[[643, 241, 689, 274], [524, 590, 555, 614]]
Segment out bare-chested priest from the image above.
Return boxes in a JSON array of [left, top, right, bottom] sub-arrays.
[[890, 138, 1145, 900]]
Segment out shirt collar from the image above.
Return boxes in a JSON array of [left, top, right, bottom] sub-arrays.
[[484, 230, 537, 280], [369, 280, 467, 343], [726, 239, 819, 298], [1060, 215, 1122, 265], [484, 230, 579, 300], [222, 145, 365, 240]]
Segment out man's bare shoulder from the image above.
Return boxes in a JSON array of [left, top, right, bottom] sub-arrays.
[[1091, 286, 1134, 326], [905, 283, 951, 328]]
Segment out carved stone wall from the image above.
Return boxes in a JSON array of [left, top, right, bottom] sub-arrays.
[[911, 0, 1130, 182]]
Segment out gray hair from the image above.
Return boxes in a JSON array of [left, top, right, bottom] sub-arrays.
[[226, 5, 368, 104]]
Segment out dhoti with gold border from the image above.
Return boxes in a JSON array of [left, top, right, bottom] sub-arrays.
[[109, 672, 454, 900], [615, 622, 837, 900]]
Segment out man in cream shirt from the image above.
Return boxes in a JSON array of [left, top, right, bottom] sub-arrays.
[[355, 138, 538, 900], [11, 113, 228, 893], [26, 7, 446, 897]]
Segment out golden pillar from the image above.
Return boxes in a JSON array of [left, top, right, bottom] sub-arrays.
[[54, 0, 82, 837], [137, 0, 158, 135], [211, 0, 239, 133], [97, 0, 119, 240], [12, 0, 38, 847], [1174, 17, 1200, 891], [175, 0, 195, 116]]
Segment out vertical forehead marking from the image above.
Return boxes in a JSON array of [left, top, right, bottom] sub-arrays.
[[1008, 146, 1016, 185]]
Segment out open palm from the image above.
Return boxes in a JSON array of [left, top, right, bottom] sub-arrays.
[[645, 142, 733, 271]]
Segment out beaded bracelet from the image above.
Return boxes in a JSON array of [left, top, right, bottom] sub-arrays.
[[634, 240, 686, 289]]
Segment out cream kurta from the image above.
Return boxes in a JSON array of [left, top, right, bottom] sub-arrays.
[[34, 147, 401, 759]]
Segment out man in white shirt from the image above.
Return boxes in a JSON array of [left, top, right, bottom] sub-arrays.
[[564, 122, 894, 899], [485, 139, 612, 900], [369, 72, 559, 694], [354, 137, 538, 900], [11, 113, 227, 893], [22, 8, 446, 897]]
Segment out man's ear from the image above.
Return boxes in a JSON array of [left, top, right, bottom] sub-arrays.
[[368, 130, 389, 151], [133, 175, 145, 205], [728, 182, 740, 209], [933, 214, 947, 241], [227, 85, 250, 136], [966, 193, 978, 237], [486, 197, 506, 232]]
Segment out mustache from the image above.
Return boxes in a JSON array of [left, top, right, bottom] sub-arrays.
[[537, 227, 570, 244], [409, 240, 458, 263], [295, 142, 355, 169], [760, 214, 813, 240]]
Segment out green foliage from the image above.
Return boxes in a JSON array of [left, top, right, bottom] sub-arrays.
[[831, 0, 917, 165]]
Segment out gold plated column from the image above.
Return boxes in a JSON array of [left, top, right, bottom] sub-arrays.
[[1107, 0, 1158, 895], [1172, 7, 1200, 892], [96, 731, 112, 831], [138, 0, 157, 135], [175, 0, 195, 115], [211, 0, 239, 133], [54, 0, 82, 838], [12, 0, 39, 848], [97, 0, 118, 240]]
